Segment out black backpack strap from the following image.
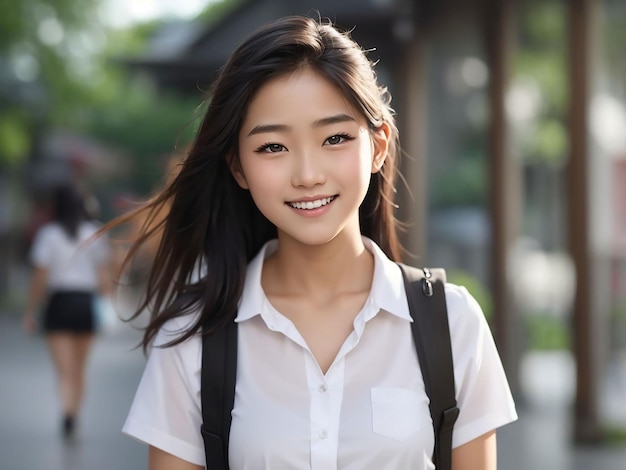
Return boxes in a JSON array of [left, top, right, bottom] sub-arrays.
[[200, 319, 238, 470], [398, 263, 460, 470]]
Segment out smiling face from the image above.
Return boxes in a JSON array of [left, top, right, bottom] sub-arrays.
[[233, 67, 390, 248]]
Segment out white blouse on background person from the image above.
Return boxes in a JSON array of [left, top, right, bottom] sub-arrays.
[[30, 221, 109, 292], [123, 238, 517, 469]]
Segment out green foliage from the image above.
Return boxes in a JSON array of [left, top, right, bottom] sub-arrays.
[[604, 426, 626, 445], [77, 71, 202, 194], [105, 21, 160, 57], [0, 0, 104, 168], [522, 1, 566, 48], [529, 118, 567, 166], [0, 111, 31, 166], [197, 0, 244, 24], [513, 54, 567, 115], [602, 0, 626, 84], [0, 0, 99, 50], [525, 314, 570, 350], [0, 0, 208, 194], [430, 151, 487, 208], [513, 0, 568, 167]]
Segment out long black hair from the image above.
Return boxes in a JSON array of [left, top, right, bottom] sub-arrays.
[[52, 184, 86, 239], [113, 16, 403, 351]]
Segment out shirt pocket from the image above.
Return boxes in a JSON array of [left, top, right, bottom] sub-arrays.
[[371, 387, 427, 442]]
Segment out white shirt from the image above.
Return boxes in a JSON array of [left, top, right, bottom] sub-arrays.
[[30, 221, 109, 292], [123, 238, 517, 469]]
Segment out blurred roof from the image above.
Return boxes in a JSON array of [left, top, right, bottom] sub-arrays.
[[122, 0, 445, 93]]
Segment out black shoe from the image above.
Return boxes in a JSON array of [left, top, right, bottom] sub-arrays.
[[62, 415, 75, 439]]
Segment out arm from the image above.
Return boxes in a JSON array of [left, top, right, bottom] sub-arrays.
[[451, 430, 497, 470], [148, 446, 204, 470], [23, 266, 48, 332]]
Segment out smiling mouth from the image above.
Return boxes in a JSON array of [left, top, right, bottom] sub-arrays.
[[287, 196, 336, 210]]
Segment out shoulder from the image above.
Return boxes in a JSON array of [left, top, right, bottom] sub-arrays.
[[146, 314, 204, 385], [124, 312, 206, 463], [32, 223, 61, 247], [441, 283, 518, 445], [443, 283, 493, 353], [153, 313, 203, 349], [444, 283, 484, 324], [443, 283, 478, 315], [36, 222, 59, 238]]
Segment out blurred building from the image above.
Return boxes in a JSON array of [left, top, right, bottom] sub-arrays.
[[121, 0, 626, 444]]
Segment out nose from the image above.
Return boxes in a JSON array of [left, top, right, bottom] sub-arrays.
[[291, 150, 326, 188]]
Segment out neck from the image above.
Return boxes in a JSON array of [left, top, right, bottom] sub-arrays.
[[263, 230, 374, 297]]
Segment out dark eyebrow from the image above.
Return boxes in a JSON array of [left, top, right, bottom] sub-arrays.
[[247, 124, 290, 137], [246, 114, 357, 137], [313, 114, 357, 127]]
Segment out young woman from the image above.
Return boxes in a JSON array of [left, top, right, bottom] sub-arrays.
[[120, 16, 517, 470], [23, 184, 111, 438]]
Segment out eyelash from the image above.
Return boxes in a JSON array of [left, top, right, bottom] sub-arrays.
[[254, 133, 354, 153], [255, 143, 286, 153], [325, 133, 354, 145]]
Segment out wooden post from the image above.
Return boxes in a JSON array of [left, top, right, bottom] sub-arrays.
[[394, 20, 429, 262], [484, 0, 521, 396], [566, 0, 603, 444]]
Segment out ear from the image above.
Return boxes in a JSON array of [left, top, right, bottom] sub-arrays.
[[228, 155, 249, 189], [370, 122, 391, 174]]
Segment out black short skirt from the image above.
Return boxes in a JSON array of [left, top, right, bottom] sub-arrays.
[[43, 291, 95, 333]]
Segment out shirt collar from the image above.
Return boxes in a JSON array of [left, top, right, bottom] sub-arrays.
[[235, 240, 277, 322], [363, 237, 412, 322], [235, 237, 411, 323]]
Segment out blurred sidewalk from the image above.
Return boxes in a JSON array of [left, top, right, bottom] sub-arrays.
[[0, 308, 147, 470], [498, 350, 626, 470], [1, 307, 625, 469]]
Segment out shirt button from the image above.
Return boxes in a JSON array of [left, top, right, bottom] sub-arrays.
[[319, 430, 328, 439], [318, 384, 327, 393]]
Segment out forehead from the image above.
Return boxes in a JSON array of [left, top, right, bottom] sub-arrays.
[[241, 67, 361, 129]]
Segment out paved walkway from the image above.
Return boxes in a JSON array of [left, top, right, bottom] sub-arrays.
[[0, 311, 146, 470], [0, 310, 624, 469]]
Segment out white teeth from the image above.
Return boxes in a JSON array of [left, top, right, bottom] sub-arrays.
[[289, 196, 334, 210]]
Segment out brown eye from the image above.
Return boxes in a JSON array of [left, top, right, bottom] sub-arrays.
[[267, 144, 285, 152], [256, 143, 287, 153], [324, 134, 352, 146]]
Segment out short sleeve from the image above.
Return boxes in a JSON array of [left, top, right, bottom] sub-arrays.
[[445, 284, 518, 448], [30, 226, 54, 268], [122, 318, 205, 466]]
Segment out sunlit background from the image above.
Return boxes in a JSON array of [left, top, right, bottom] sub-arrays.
[[1, 0, 625, 469]]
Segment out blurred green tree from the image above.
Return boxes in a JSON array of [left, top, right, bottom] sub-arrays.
[[0, 0, 224, 197], [430, 0, 569, 211], [0, 0, 103, 166], [513, 0, 568, 168]]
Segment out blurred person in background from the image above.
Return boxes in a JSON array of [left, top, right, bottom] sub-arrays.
[[22, 183, 112, 439]]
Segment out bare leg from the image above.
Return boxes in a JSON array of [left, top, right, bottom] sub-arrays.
[[45, 332, 94, 430], [70, 334, 94, 415]]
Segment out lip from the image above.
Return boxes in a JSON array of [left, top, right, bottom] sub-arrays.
[[286, 195, 336, 204], [285, 195, 337, 217]]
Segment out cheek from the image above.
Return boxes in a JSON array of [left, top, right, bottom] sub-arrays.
[[239, 159, 282, 193]]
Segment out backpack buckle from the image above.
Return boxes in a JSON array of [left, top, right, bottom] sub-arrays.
[[422, 268, 433, 297]]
